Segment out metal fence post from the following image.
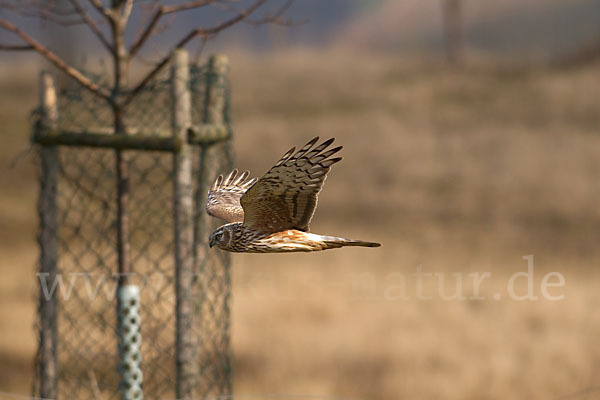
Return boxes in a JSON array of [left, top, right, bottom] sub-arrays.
[[172, 49, 196, 399], [38, 71, 59, 399], [196, 55, 231, 273], [195, 53, 233, 395]]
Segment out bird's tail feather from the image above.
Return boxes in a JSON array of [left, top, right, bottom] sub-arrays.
[[320, 235, 381, 249]]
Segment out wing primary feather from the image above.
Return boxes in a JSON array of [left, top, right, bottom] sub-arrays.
[[275, 147, 296, 166], [212, 174, 223, 191], [244, 177, 258, 188], [306, 138, 335, 157], [320, 157, 343, 168], [226, 169, 239, 185], [310, 146, 343, 164], [240, 137, 343, 232], [290, 137, 320, 160], [235, 170, 249, 185], [206, 169, 256, 223]]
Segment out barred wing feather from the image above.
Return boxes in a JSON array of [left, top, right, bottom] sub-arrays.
[[207, 169, 257, 223], [240, 137, 342, 232]]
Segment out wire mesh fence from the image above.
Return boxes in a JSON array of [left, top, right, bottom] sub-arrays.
[[33, 53, 233, 400]]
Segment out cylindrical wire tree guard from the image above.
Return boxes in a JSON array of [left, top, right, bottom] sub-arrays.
[[117, 285, 143, 400], [33, 51, 234, 400]]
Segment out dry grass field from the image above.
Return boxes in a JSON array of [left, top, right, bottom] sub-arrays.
[[1, 49, 600, 399]]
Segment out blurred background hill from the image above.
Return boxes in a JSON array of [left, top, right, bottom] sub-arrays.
[[336, 0, 600, 57], [1, 1, 600, 399], [2, 0, 600, 60]]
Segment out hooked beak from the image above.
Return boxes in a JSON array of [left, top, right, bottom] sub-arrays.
[[209, 237, 215, 248]]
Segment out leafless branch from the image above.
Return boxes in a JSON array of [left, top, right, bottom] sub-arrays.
[[2, 7, 86, 26], [0, 17, 111, 100], [0, 0, 114, 28], [120, 0, 134, 22], [1, 0, 294, 106], [124, 0, 268, 106], [193, 35, 210, 64], [87, 0, 113, 20], [0, 0, 79, 17], [129, 0, 215, 57], [215, 0, 296, 26], [67, 0, 111, 51]]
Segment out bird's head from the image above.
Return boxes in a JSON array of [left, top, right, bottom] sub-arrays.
[[209, 224, 235, 250]]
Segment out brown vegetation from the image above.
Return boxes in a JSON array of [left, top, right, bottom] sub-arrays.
[[1, 49, 600, 399]]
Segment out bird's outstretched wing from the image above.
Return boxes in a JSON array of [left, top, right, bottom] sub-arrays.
[[207, 169, 257, 223], [240, 137, 342, 232]]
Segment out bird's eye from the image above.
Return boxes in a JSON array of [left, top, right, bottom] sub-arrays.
[[216, 233, 223, 240]]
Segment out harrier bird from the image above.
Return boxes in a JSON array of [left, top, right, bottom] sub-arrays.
[[206, 137, 381, 253]]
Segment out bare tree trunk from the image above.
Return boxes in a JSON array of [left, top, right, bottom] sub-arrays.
[[114, 106, 131, 285], [110, 1, 132, 285], [443, 0, 463, 64]]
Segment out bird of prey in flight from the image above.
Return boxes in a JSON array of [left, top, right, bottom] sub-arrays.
[[206, 137, 381, 252]]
